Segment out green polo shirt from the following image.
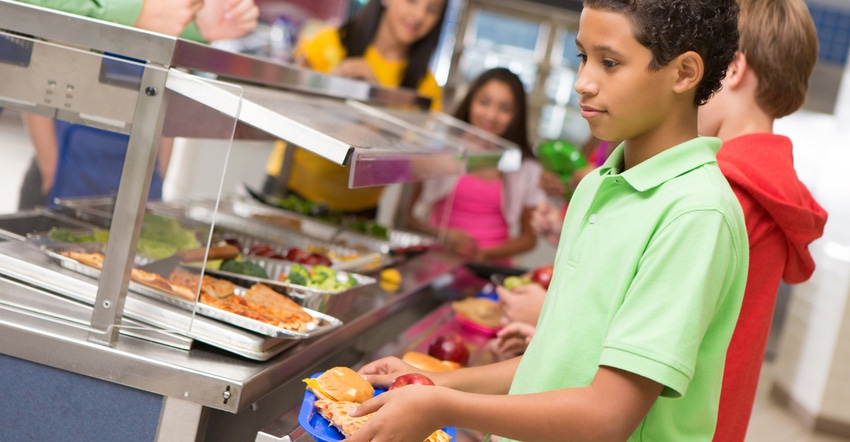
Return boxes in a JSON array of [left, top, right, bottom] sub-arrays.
[[508, 137, 748, 441], [14, 0, 205, 42]]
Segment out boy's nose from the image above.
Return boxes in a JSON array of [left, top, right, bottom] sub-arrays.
[[574, 69, 597, 96]]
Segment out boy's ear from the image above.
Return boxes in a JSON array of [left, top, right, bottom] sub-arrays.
[[724, 52, 747, 89], [670, 51, 703, 96]]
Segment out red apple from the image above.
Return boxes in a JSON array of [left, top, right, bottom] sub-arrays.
[[428, 333, 470, 366], [531, 265, 554, 289], [389, 373, 435, 390]]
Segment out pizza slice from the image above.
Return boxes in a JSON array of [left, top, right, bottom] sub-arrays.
[[244, 283, 315, 325], [169, 268, 235, 299], [313, 398, 452, 441], [60, 250, 105, 269]]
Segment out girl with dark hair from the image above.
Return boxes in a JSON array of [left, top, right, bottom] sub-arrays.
[[263, 0, 447, 216], [405, 68, 544, 265]]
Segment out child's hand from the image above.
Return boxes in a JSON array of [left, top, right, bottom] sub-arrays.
[[195, 0, 259, 42], [346, 385, 447, 442], [332, 58, 379, 83], [495, 283, 546, 326], [443, 228, 479, 259], [539, 170, 567, 197], [134, 0, 203, 36], [530, 201, 563, 246], [358, 356, 421, 389], [490, 322, 536, 359]]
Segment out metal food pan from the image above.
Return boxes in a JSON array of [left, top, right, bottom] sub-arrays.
[[42, 243, 343, 339], [229, 200, 435, 253], [189, 205, 375, 264], [0, 208, 100, 241], [204, 255, 376, 312], [53, 196, 197, 229]]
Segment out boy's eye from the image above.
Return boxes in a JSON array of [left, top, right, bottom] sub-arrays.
[[577, 53, 587, 63], [602, 59, 619, 68]]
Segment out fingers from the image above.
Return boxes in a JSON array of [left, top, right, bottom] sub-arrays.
[[349, 394, 387, 417]]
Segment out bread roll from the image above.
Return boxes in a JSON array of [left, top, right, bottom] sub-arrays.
[[402, 351, 460, 372], [305, 366, 374, 403]]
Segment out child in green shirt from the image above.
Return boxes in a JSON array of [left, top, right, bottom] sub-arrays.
[[353, 0, 746, 440]]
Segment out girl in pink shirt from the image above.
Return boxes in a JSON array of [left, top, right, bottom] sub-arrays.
[[406, 68, 544, 265]]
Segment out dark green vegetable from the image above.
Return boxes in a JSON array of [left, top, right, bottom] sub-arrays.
[[286, 263, 311, 286], [47, 227, 95, 243], [220, 259, 269, 279]]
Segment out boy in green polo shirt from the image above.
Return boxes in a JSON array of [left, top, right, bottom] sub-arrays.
[[351, 0, 747, 440]]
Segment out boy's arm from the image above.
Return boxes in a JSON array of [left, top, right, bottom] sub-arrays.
[[360, 356, 520, 395], [349, 365, 662, 442]]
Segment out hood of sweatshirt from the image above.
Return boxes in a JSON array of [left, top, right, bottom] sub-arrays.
[[717, 133, 827, 283]]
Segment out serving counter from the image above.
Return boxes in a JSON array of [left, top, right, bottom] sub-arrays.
[[0, 2, 511, 440]]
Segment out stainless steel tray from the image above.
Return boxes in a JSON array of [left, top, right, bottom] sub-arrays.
[[229, 199, 435, 253], [203, 255, 376, 311], [187, 205, 377, 265], [0, 208, 100, 241], [42, 243, 343, 339]]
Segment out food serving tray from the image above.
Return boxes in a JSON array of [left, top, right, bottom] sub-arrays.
[[203, 255, 376, 311], [298, 373, 456, 442], [42, 243, 343, 339]]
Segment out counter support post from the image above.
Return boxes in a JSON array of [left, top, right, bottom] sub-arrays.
[[88, 66, 169, 345], [156, 396, 209, 442]]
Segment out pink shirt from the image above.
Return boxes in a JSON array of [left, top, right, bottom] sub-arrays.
[[429, 174, 509, 249]]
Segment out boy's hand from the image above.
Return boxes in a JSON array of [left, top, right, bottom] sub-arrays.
[[530, 201, 563, 246], [135, 0, 203, 36], [496, 283, 546, 326], [195, 0, 259, 42], [346, 385, 447, 442], [489, 321, 535, 360], [358, 356, 422, 389]]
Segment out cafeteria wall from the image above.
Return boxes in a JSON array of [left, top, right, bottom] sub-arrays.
[[767, 34, 850, 435]]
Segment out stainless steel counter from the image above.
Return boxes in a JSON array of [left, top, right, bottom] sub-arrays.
[[0, 246, 466, 441]]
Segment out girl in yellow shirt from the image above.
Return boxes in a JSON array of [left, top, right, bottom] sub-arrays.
[[264, 0, 447, 216]]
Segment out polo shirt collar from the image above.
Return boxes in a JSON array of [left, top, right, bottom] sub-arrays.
[[598, 137, 721, 192]]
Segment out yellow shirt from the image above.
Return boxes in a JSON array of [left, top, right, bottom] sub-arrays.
[[265, 27, 443, 212]]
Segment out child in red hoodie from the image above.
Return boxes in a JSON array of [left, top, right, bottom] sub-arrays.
[[697, 0, 828, 440]]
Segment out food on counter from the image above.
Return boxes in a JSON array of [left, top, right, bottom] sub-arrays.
[[48, 213, 201, 260], [281, 264, 358, 291], [451, 297, 503, 329], [57, 250, 318, 331], [219, 259, 269, 279], [59, 249, 105, 269], [379, 267, 402, 292], [530, 264, 554, 289], [428, 334, 470, 366], [348, 219, 389, 240], [389, 372, 435, 390], [402, 351, 460, 372], [47, 227, 97, 244], [248, 243, 285, 260], [251, 213, 303, 231], [304, 366, 374, 403], [169, 268, 235, 299]]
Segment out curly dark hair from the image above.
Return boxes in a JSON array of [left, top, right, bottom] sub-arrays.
[[583, 0, 739, 105]]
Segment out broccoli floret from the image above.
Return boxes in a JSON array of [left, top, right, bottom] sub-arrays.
[[311, 265, 335, 284], [286, 264, 311, 286], [220, 260, 269, 279], [345, 274, 358, 289]]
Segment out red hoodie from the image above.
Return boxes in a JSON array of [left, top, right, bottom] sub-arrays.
[[713, 133, 828, 442]]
